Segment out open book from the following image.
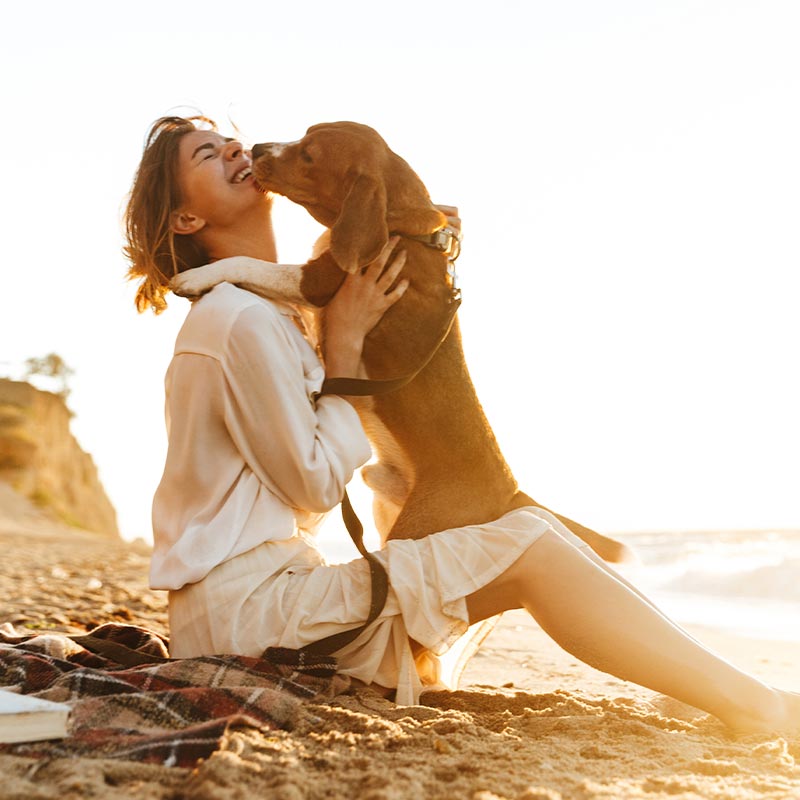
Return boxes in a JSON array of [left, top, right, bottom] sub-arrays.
[[0, 689, 70, 743]]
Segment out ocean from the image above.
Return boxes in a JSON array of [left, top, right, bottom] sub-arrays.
[[316, 522, 800, 644], [615, 529, 800, 644]]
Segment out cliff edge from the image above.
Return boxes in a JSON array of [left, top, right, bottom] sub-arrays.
[[0, 379, 119, 537]]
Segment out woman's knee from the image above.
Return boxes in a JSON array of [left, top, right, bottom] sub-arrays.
[[466, 527, 584, 622], [505, 527, 591, 594]]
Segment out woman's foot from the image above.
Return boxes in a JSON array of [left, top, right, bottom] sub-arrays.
[[726, 689, 800, 736]]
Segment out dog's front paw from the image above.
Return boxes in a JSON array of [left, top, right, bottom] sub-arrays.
[[170, 264, 225, 298]]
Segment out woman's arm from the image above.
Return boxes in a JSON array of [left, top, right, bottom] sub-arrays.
[[222, 302, 372, 513], [219, 240, 408, 512]]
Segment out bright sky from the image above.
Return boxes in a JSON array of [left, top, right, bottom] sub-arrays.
[[1, 1, 798, 547]]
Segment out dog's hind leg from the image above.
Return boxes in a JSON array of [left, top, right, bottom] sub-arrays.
[[361, 462, 409, 543]]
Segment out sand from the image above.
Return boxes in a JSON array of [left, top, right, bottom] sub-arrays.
[[1, 523, 798, 800]]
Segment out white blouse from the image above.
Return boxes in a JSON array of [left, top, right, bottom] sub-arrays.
[[150, 280, 372, 591]]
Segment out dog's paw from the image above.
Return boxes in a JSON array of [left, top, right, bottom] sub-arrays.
[[170, 265, 224, 298]]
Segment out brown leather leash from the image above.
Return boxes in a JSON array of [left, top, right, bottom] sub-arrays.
[[300, 236, 462, 657]]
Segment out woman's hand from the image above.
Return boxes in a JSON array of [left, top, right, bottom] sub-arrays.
[[322, 237, 408, 379], [435, 204, 461, 234]]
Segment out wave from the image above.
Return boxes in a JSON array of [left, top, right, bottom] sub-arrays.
[[616, 529, 800, 641]]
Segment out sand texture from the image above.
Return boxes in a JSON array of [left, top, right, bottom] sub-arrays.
[[1, 524, 798, 800]]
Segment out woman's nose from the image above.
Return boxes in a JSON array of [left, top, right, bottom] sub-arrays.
[[223, 140, 243, 160]]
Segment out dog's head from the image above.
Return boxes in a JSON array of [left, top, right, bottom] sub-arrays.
[[251, 122, 447, 273]]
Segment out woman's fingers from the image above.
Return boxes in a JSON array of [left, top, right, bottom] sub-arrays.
[[384, 277, 410, 306], [435, 204, 461, 233], [364, 236, 401, 275], [376, 249, 407, 294], [358, 236, 408, 298]]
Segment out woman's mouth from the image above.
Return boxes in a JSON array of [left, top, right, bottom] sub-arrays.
[[232, 166, 252, 184]]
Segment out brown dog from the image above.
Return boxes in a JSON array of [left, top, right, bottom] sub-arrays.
[[173, 121, 626, 561]]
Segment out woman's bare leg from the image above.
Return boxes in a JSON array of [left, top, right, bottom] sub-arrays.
[[533, 508, 724, 651], [466, 528, 800, 734], [579, 542, 719, 651]]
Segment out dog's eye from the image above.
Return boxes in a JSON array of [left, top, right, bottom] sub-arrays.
[[300, 148, 313, 164]]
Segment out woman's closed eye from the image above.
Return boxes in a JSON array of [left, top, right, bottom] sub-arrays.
[[190, 141, 220, 163]]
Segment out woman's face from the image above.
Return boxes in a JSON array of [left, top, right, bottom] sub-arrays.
[[174, 130, 263, 230]]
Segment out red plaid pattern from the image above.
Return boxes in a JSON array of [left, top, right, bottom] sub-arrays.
[[0, 622, 348, 767]]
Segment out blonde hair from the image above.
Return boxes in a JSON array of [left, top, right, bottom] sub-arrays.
[[123, 115, 216, 313]]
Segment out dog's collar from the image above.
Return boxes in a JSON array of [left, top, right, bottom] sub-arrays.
[[400, 227, 462, 263], [399, 227, 462, 302]]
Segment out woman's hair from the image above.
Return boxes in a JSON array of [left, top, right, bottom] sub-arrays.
[[124, 115, 216, 314]]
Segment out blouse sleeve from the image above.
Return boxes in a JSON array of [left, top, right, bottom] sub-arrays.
[[220, 301, 372, 513]]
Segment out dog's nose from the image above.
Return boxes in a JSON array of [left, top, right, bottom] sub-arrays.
[[251, 142, 269, 159]]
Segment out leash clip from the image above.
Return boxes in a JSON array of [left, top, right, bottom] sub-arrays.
[[447, 257, 460, 302], [434, 226, 462, 300]]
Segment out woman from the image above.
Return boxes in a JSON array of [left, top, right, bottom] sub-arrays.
[[125, 115, 799, 732]]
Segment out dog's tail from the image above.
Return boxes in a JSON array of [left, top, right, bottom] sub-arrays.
[[515, 493, 634, 563]]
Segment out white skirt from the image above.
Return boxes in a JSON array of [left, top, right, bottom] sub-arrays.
[[168, 506, 590, 705]]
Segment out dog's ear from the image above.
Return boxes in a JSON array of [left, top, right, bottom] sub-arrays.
[[330, 174, 389, 273]]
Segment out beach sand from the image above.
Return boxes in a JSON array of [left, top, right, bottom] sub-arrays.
[[1, 524, 798, 800]]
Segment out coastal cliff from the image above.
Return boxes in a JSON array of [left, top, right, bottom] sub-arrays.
[[0, 379, 119, 537]]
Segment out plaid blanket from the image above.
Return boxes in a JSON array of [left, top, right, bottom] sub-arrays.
[[0, 622, 348, 767]]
